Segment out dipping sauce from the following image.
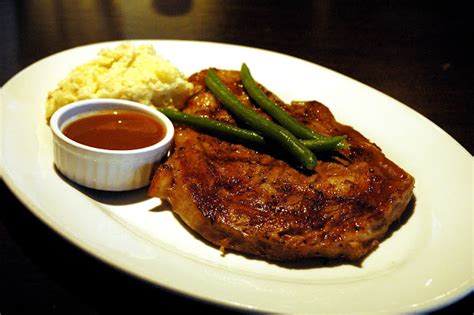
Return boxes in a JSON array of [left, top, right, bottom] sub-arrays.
[[63, 109, 165, 150]]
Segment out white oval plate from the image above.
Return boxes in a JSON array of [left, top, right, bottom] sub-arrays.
[[1, 40, 472, 313]]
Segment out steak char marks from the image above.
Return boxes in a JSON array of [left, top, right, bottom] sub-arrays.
[[149, 69, 414, 261]]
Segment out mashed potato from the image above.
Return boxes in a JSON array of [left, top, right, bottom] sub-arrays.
[[46, 43, 193, 119]]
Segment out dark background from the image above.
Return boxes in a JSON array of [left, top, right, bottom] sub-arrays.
[[1, 0, 472, 314]]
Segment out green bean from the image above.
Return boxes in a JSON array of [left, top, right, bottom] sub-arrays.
[[301, 136, 347, 152], [205, 69, 317, 170], [157, 107, 266, 145], [159, 108, 347, 152], [240, 63, 324, 140]]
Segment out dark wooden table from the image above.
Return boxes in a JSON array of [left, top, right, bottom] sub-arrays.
[[1, 1, 472, 313]]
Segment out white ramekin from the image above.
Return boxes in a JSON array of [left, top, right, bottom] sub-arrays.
[[50, 99, 174, 191]]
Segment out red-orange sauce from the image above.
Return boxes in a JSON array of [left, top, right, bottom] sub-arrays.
[[63, 109, 165, 150]]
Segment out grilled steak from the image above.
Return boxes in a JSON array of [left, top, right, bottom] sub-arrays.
[[149, 69, 414, 261]]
